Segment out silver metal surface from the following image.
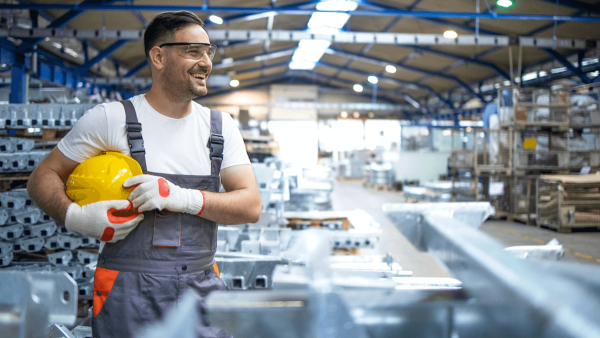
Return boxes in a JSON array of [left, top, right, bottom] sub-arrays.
[[0, 271, 78, 338], [504, 239, 565, 261], [384, 202, 600, 338], [47, 251, 73, 266]]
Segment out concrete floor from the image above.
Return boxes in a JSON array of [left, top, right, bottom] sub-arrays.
[[330, 180, 600, 277]]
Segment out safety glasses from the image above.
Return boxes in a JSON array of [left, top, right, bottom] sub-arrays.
[[159, 42, 218, 61]]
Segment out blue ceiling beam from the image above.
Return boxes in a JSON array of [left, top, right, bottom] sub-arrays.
[[537, 0, 600, 16], [15, 0, 112, 54], [327, 47, 486, 102], [123, 60, 148, 78], [542, 48, 591, 83], [77, 39, 128, 75], [2, 4, 600, 22], [407, 45, 510, 80]]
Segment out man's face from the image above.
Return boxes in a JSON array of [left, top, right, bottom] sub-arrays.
[[161, 24, 213, 102]]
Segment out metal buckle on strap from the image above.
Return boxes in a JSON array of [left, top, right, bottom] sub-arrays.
[[209, 133, 224, 159], [129, 138, 145, 154], [126, 122, 142, 133]]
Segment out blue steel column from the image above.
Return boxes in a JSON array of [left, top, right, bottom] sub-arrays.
[[10, 60, 27, 103]]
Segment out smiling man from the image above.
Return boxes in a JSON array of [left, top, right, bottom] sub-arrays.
[[27, 11, 261, 338]]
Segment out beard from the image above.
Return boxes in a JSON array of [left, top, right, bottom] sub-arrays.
[[161, 56, 209, 103]]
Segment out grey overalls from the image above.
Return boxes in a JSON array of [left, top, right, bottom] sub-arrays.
[[92, 100, 230, 338]]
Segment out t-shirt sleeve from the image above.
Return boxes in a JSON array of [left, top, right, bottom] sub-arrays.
[[220, 112, 250, 170], [57, 104, 110, 163]]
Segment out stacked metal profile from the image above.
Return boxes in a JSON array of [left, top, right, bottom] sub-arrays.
[[537, 174, 600, 232], [0, 138, 51, 173], [213, 162, 383, 291], [0, 189, 100, 292], [0, 103, 95, 129]]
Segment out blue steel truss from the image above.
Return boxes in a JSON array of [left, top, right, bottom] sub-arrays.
[[1, 3, 600, 22]]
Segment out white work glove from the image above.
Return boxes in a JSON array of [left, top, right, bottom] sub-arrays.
[[123, 175, 205, 215], [65, 200, 144, 243]]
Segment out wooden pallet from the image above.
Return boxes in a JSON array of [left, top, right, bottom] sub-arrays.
[[509, 213, 537, 226], [364, 182, 394, 191], [336, 176, 363, 182]]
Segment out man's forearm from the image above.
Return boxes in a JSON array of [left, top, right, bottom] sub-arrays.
[[200, 188, 262, 225], [27, 168, 74, 226]]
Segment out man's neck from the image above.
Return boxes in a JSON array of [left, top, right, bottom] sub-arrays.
[[145, 86, 193, 119]]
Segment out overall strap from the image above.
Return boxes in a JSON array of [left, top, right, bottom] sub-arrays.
[[120, 100, 148, 173], [207, 109, 224, 177]]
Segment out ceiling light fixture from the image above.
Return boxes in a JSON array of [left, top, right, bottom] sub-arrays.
[[353, 111, 360, 118], [353, 84, 363, 92], [209, 15, 224, 25], [385, 65, 396, 73], [368, 76, 378, 84], [497, 0, 513, 8], [230, 79, 239, 87], [316, 0, 359, 11], [340, 111, 348, 118], [443, 30, 458, 39], [368, 112, 375, 118]]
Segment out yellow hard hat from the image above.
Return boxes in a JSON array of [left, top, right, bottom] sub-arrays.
[[66, 152, 143, 206]]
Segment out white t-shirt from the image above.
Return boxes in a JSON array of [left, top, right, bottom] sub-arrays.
[[58, 94, 250, 174]]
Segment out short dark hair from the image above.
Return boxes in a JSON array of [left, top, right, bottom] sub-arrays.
[[144, 11, 205, 59]]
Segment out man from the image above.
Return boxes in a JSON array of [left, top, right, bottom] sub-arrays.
[[27, 11, 261, 338]]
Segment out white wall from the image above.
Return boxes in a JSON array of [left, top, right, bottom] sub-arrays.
[[383, 151, 450, 183]]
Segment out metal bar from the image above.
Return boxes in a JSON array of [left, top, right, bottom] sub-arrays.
[[77, 39, 128, 74], [2, 28, 593, 50], [10, 61, 27, 103], [1, 4, 600, 22], [542, 48, 591, 83], [128, 0, 149, 27], [123, 60, 148, 77]]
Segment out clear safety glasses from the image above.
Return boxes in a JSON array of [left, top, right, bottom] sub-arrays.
[[159, 42, 218, 61]]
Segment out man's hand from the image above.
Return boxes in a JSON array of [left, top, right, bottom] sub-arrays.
[[65, 200, 144, 243], [123, 175, 204, 215]]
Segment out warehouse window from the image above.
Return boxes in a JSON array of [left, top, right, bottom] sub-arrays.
[[364, 120, 400, 151], [269, 121, 318, 166]]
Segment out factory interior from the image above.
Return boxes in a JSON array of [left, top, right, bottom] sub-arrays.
[[1, 0, 600, 337]]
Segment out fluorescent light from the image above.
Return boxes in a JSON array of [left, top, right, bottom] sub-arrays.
[[522, 72, 538, 81], [307, 12, 350, 31], [368, 76, 378, 84], [230, 79, 239, 87], [443, 30, 457, 39], [298, 39, 331, 50], [289, 60, 317, 70], [353, 84, 363, 92], [64, 47, 78, 58], [51, 42, 62, 49], [503, 80, 511, 86], [209, 15, 224, 25], [292, 48, 326, 63], [538, 71, 547, 77], [340, 111, 348, 118], [353, 111, 360, 118], [385, 65, 396, 73], [551, 67, 567, 74], [316, 0, 358, 11], [497, 0, 513, 7]]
